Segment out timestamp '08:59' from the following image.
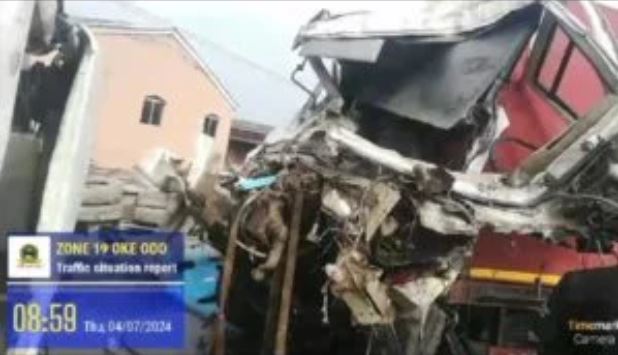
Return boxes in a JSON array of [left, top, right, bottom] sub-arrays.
[[13, 302, 78, 333]]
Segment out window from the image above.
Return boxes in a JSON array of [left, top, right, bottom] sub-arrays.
[[140, 95, 165, 125], [203, 114, 219, 137], [535, 25, 609, 118]]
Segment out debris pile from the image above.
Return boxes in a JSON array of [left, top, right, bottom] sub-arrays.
[[207, 105, 618, 354], [77, 152, 189, 230], [203, 2, 618, 353], [77, 1, 618, 353]]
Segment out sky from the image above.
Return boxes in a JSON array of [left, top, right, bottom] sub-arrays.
[[132, 1, 392, 80], [133, 0, 618, 81], [68, 0, 387, 126], [70, 0, 618, 127]]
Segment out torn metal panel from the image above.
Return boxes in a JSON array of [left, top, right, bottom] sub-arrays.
[[259, 112, 618, 241], [322, 188, 353, 219], [465, 105, 510, 173], [295, 1, 533, 42], [325, 125, 546, 208], [390, 267, 461, 325], [338, 6, 540, 129], [250, 95, 618, 240], [414, 196, 579, 238], [364, 182, 401, 242], [321, 124, 587, 237], [326, 249, 395, 325], [325, 126, 448, 185], [299, 38, 384, 63], [196, 2, 618, 354], [243, 193, 289, 280]]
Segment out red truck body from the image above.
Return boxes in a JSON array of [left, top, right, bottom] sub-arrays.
[[453, 3, 618, 354]]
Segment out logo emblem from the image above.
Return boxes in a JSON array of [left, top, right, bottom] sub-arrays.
[[19, 244, 41, 267], [8, 236, 51, 279]]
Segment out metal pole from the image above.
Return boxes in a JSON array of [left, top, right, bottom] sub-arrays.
[[274, 190, 304, 355]]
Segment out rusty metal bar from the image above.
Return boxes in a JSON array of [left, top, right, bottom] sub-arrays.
[[260, 256, 286, 355], [274, 190, 304, 355], [214, 210, 243, 355]]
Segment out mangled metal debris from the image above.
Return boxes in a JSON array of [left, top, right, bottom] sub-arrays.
[[201, 1, 618, 354], [79, 1, 618, 354], [326, 248, 395, 325]]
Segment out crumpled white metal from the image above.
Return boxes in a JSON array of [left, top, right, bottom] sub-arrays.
[[297, 0, 533, 41]]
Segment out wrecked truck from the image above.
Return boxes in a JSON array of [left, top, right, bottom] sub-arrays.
[[198, 1, 618, 354]]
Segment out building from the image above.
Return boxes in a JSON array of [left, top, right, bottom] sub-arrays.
[[88, 24, 236, 171], [66, 1, 308, 171], [184, 32, 306, 167], [227, 119, 273, 166]]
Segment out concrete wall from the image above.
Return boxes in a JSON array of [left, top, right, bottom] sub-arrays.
[[91, 30, 233, 170]]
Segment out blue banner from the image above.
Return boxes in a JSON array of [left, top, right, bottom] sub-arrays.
[[12, 231, 184, 282], [7, 231, 189, 350], [7, 285, 185, 349]]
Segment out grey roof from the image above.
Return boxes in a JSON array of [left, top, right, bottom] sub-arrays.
[[232, 119, 273, 134], [183, 32, 306, 128], [230, 119, 273, 145], [65, 1, 168, 28], [65, 1, 307, 129]]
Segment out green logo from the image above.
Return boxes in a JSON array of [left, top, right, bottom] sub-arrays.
[[19, 244, 41, 267]]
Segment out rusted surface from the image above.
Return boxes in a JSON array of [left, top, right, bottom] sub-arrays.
[[274, 190, 304, 355], [260, 258, 286, 355], [214, 206, 242, 355]]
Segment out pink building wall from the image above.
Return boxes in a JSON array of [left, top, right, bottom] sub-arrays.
[[91, 29, 234, 170]]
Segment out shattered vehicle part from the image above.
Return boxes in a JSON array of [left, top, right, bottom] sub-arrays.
[[389, 246, 468, 324], [194, 1, 618, 355], [322, 188, 353, 219], [243, 192, 289, 280], [334, 6, 539, 129], [364, 182, 401, 242], [294, 1, 534, 41], [325, 248, 395, 325]]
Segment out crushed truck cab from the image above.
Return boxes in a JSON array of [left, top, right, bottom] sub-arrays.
[[203, 1, 618, 355]]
